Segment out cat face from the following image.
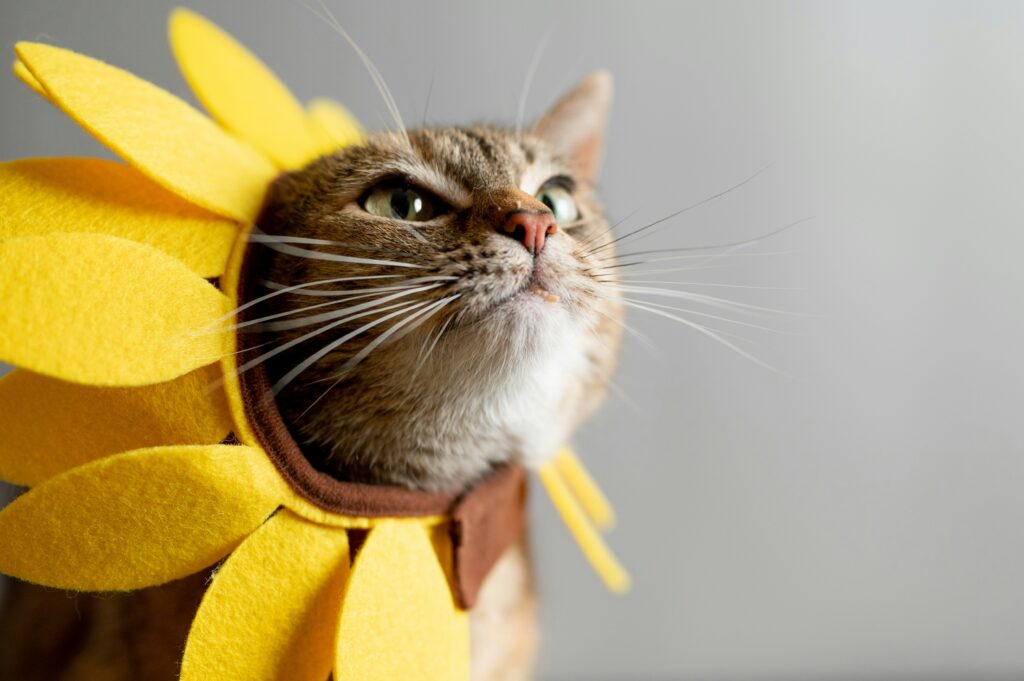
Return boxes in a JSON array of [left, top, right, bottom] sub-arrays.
[[246, 72, 623, 490]]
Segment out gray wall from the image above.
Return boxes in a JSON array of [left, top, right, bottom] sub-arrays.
[[3, 1, 1024, 679]]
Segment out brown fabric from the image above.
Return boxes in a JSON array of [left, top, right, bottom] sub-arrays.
[[235, 238, 526, 608], [449, 465, 527, 608]]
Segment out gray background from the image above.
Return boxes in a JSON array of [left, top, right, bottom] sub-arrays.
[[2, 1, 1024, 679]]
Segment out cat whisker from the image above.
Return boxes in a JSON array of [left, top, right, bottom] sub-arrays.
[[262, 275, 456, 297], [606, 284, 805, 317], [515, 26, 555, 136], [256, 240, 427, 268], [612, 295, 791, 335], [578, 208, 641, 252], [260, 283, 446, 332], [590, 250, 799, 272], [413, 304, 458, 378], [301, 0, 409, 148], [201, 275, 408, 331], [274, 298, 438, 396], [600, 278, 800, 291], [607, 216, 813, 261], [302, 294, 462, 412], [613, 297, 789, 376], [586, 165, 772, 257], [223, 298, 419, 385]]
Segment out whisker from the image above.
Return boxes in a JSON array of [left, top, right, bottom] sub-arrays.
[[257, 240, 426, 269], [608, 216, 813, 260], [302, 0, 409, 146], [299, 295, 460, 412], [592, 250, 799, 271], [615, 298, 789, 376], [273, 299, 434, 395], [201, 275, 406, 331], [608, 284, 805, 317], [220, 298, 416, 385], [262, 275, 456, 297], [515, 26, 554, 136], [598, 279, 799, 291], [613, 295, 791, 335], [261, 283, 445, 332], [586, 164, 772, 256]]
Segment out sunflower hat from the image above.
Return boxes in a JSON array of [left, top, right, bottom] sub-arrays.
[[0, 8, 628, 680]]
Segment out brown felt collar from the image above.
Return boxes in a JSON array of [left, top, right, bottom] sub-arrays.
[[235, 240, 525, 608]]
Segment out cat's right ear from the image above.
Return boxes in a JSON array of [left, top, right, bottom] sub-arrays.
[[532, 70, 613, 182]]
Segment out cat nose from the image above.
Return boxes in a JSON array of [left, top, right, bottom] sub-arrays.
[[497, 211, 558, 254]]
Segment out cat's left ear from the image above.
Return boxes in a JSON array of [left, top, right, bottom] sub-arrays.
[[532, 70, 613, 182]]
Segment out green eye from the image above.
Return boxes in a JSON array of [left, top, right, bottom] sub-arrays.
[[536, 183, 579, 224], [363, 185, 438, 222]]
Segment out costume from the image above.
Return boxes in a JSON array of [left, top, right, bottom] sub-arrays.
[[0, 9, 626, 679]]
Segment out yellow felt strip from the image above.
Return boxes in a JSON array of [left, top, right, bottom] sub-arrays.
[[308, 98, 364, 154], [0, 158, 237, 277], [335, 520, 469, 681], [0, 365, 231, 487], [0, 233, 229, 386], [15, 42, 277, 223], [181, 509, 349, 681], [538, 461, 631, 594], [169, 9, 323, 170], [0, 444, 287, 591], [12, 59, 45, 98], [553, 448, 616, 530]]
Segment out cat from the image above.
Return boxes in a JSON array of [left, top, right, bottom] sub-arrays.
[[0, 70, 622, 681]]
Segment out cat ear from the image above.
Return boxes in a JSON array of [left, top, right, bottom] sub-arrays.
[[532, 70, 613, 182]]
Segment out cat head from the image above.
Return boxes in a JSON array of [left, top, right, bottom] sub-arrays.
[[247, 71, 623, 490]]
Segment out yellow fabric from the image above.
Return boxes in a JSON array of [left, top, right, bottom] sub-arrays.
[[553, 448, 616, 530], [0, 233, 229, 386], [0, 444, 286, 591], [335, 520, 470, 681], [539, 460, 631, 594], [0, 365, 230, 487], [169, 9, 323, 171], [14, 42, 277, 223], [0, 157, 237, 277], [12, 59, 45, 98], [308, 98, 364, 154], [181, 509, 350, 681]]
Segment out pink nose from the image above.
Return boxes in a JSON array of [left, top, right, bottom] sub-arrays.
[[497, 211, 558, 254]]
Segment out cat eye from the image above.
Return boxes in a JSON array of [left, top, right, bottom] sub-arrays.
[[363, 185, 440, 222], [535, 180, 579, 225]]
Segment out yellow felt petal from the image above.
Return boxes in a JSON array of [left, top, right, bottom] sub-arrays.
[[335, 520, 469, 681], [181, 509, 349, 681], [308, 98, 364, 153], [0, 233, 229, 386], [15, 42, 277, 222], [169, 8, 322, 170], [0, 365, 230, 487], [0, 158, 237, 277], [539, 461, 631, 594], [0, 444, 286, 591], [12, 59, 45, 98], [554, 448, 616, 530]]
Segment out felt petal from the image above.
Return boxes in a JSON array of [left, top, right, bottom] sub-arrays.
[[0, 233, 229, 386], [169, 9, 323, 170], [335, 520, 470, 681], [553, 448, 616, 530], [308, 98, 363, 153], [181, 510, 349, 681], [0, 365, 231, 487], [0, 444, 286, 591], [15, 42, 277, 222], [12, 59, 45, 98], [0, 158, 237, 277], [538, 460, 631, 594]]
